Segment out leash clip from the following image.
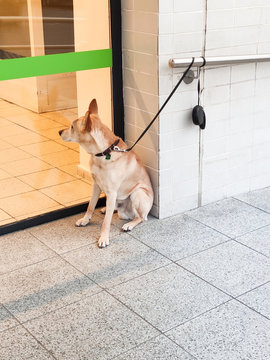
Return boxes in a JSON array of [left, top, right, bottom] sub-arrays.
[[113, 145, 127, 153]]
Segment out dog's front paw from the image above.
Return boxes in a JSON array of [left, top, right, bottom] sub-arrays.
[[76, 217, 90, 227], [98, 236, 110, 248]]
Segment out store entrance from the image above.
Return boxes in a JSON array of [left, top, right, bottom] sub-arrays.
[[0, 0, 123, 230]]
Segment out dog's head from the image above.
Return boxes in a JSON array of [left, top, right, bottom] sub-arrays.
[[58, 98, 98, 144]]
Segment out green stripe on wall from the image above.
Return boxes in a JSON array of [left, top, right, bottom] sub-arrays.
[[0, 49, 112, 81]]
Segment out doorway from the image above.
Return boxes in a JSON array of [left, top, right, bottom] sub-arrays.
[[0, 0, 123, 231]]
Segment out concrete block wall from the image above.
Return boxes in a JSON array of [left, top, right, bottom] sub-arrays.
[[121, 0, 159, 217], [122, 0, 270, 218], [158, 0, 204, 217], [202, 1, 270, 204]]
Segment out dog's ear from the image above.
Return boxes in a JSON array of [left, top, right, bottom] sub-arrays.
[[81, 99, 97, 132], [89, 98, 98, 114], [81, 113, 92, 133]]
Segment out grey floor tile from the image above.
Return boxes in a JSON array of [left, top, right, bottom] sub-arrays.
[[235, 225, 270, 257], [235, 186, 270, 213], [0, 306, 19, 332], [24, 291, 159, 360], [62, 233, 171, 288], [238, 282, 270, 319], [0, 230, 55, 275], [187, 198, 270, 238], [167, 300, 270, 360], [131, 214, 229, 261], [109, 263, 230, 332], [178, 241, 270, 297], [0, 325, 54, 359], [0, 257, 101, 323], [29, 213, 121, 254], [115, 335, 196, 360]]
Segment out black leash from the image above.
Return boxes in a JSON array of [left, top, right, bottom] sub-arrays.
[[197, 57, 206, 105], [125, 56, 195, 152], [96, 57, 196, 159]]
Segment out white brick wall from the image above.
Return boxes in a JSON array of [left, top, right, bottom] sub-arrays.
[[201, 1, 270, 206], [158, 0, 205, 217], [121, 0, 159, 217], [121, 0, 270, 218]]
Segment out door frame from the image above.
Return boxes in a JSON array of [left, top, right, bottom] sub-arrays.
[[110, 0, 124, 140]]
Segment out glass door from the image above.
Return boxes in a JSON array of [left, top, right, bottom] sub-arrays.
[[0, 0, 116, 229]]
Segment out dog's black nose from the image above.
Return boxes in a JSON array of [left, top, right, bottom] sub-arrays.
[[58, 129, 64, 136]]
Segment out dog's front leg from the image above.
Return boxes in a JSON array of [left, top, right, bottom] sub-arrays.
[[76, 182, 101, 227], [98, 191, 117, 248]]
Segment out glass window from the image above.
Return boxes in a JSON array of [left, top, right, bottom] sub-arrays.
[[42, 0, 75, 55], [0, 0, 113, 227], [0, 0, 31, 58]]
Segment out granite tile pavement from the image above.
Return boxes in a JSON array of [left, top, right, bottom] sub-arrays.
[[0, 188, 270, 359]]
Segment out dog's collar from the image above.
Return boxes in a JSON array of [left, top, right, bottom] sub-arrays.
[[95, 139, 124, 160]]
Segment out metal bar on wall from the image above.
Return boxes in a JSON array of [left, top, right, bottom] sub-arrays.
[[169, 54, 270, 68]]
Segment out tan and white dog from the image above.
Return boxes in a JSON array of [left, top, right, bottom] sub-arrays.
[[59, 99, 154, 248]]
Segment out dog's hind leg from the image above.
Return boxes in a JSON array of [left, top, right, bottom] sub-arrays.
[[100, 207, 106, 214], [121, 188, 152, 232], [76, 182, 101, 226], [102, 199, 134, 220], [117, 198, 134, 220]]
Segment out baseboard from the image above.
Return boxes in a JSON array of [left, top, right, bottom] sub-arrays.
[[0, 197, 106, 236]]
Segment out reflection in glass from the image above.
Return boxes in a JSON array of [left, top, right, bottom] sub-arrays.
[[42, 0, 74, 55], [0, 72, 89, 225], [0, 0, 112, 226], [0, 0, 31, 58], [0, 0, 74, 59]]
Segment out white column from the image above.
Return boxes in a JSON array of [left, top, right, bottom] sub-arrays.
[[73, 0, 112, 178]]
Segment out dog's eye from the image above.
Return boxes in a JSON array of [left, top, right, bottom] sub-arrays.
[[71, 125, 74, 130]]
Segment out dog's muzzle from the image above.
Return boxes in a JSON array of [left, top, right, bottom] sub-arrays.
[[58, 129, 64, 136]]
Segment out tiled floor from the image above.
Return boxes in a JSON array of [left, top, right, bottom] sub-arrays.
[[0, 99, 92, 225], [0, 187, 270, 359]]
